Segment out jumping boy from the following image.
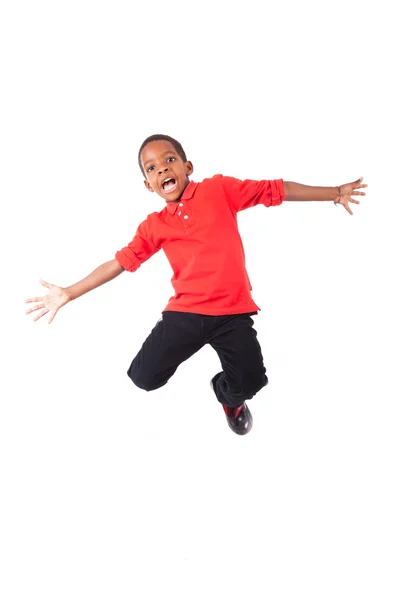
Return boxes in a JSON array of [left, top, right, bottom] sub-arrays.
[[25, 134, 367, 435]]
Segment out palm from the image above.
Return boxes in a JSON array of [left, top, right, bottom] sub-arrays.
[[25, 280, 70, 323], [44, 284, 68, 309]]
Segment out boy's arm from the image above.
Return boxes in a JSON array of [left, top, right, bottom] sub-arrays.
[[26, 214, 160, 324], [284, 177, 368, 215], [25, 259, 124, 324], [65, 259, 124, 300]]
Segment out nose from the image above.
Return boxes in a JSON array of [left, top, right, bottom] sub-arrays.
[[158, 166, 169, 175]]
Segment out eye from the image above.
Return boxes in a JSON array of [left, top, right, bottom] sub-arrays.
[[147, 165, 155, 173], [166, 156, 176, 163]]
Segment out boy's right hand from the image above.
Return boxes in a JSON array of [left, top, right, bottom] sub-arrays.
[[25, 279, 71, 324]]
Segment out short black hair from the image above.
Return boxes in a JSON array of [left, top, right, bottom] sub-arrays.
[[138, 134, 187, 177]]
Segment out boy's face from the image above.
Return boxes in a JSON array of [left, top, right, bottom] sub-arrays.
[[141, 140, 193, 202]]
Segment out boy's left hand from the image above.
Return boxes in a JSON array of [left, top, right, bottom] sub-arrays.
[[335, 177, 368, 215]]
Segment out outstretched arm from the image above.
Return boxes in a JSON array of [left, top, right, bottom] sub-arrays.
[[64, 259, 124, 300], [25, 259, 124, 324], [284, 177, 368, 215]]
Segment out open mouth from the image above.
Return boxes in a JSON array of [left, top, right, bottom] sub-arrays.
[[162, 177, 178, 193]]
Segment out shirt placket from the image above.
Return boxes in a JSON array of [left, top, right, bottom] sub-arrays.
[[177, 200, 192, 230]]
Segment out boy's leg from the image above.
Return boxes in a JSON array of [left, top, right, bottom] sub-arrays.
[[128, 311, 205, 391], [207, 313, 268, 408]]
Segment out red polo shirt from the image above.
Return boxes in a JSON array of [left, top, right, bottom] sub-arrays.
[[115, 174, 285, 315]]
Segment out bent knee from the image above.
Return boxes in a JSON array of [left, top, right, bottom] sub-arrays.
[[127, 366, 167, 392]]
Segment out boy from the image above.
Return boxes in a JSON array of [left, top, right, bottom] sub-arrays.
[[25, 134, 367, 435]]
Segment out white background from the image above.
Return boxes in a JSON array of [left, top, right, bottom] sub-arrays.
[[1, 0, 399, 598]]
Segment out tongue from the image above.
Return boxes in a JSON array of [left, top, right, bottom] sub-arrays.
[[164, 179, 176, 190]]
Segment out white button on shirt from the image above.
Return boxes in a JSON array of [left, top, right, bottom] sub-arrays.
[[184, 215, 188, 219]]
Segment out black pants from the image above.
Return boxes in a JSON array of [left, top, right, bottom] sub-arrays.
[[127, 311, 268, 408]]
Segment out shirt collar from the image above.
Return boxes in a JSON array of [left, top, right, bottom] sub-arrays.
[[166, 180, 198, 215]]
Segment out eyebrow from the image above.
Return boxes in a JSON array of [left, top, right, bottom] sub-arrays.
[[143, 151, 177, 167]]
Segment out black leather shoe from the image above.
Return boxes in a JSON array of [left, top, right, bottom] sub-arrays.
[[210, 376, 253, 435], [223, 402, 253, 435]]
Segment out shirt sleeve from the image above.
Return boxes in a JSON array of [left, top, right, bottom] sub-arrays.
[[219, 175, 285, 213], [115, 217, 161, 272]]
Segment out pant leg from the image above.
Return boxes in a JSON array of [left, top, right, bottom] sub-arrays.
[[128, 311, 205, 391], [206, 313, 268, 407]]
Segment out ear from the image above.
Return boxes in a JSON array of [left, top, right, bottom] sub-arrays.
[[185, 161, 194, 176], [144, 179, 154, 193]]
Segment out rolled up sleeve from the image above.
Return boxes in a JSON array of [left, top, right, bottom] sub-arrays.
[[115, 218, 160, 272], [219, 175, 285, 212]]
